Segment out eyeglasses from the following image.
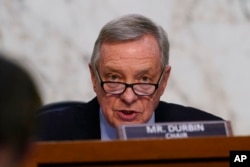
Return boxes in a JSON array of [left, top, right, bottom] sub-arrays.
[[95, 67, 165, 96]]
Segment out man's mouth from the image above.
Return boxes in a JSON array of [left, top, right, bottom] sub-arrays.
[[121, 110, 134, 114], [116, 110, 139, 121]]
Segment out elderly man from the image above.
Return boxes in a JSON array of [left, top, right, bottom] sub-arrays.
[[38, 14, 222, 141]]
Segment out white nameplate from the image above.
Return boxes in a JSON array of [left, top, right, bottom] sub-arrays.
[[118, 121, 232, 140]]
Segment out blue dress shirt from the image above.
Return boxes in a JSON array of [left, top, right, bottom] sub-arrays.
[[100, 108, 155, 141]]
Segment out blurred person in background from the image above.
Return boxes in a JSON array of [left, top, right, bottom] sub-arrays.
[[0, 52, 42, 167]]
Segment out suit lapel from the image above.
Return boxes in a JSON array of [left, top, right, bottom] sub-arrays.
[[74, 97, 101, 139]]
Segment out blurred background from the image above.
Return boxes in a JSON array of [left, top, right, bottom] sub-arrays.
[[0, 0, 249, 136]]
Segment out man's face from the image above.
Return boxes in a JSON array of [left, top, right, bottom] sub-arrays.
[[90, 35, 171, 128]]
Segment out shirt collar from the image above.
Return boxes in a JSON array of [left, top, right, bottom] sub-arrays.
[[100, 108, 155, 141]]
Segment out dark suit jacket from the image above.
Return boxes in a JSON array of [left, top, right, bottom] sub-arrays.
[[37, 97, 222, 141]]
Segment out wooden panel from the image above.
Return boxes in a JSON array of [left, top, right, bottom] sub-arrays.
[[22, 136, 250, 167]]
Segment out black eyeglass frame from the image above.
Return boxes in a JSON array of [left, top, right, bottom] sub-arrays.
[[94, 66, 165, 96]]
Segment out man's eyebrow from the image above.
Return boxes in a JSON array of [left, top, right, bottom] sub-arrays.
[[101, 66, 125, 77], [102, 65, 157, 76], [136, 68, 155, 75]]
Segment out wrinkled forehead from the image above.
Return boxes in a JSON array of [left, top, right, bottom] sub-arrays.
[[99, 35, 161, 63]]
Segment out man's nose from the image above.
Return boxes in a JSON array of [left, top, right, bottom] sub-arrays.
[[120, 87, 138, 104]]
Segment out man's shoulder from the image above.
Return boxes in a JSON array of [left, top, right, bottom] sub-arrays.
[[37, 97, 100, 141], [38, 97, 98, 116], [155, 101, 223, 122]]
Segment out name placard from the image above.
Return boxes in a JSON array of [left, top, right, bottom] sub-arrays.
[[118, 121, 232, 140]]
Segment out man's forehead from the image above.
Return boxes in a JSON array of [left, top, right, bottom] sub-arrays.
[[99, 46, 160, 62], [100, 35, 160, 53]]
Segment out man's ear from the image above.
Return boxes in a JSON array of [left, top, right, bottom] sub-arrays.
[[159, 65, 171, 96], [88, 64, 97, 92]]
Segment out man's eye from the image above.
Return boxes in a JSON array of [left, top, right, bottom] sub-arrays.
[[108, 75, 119, 81], [140, 76, 151, 83]]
